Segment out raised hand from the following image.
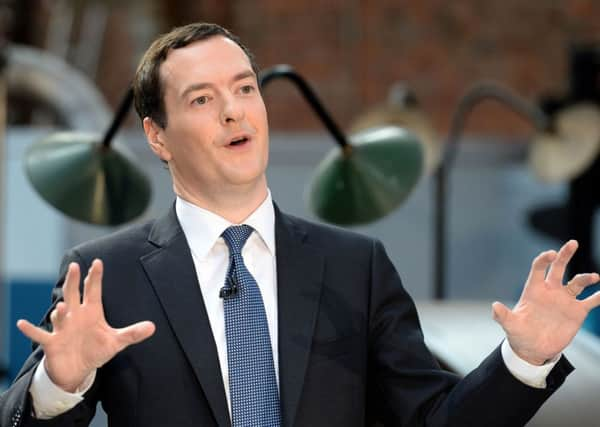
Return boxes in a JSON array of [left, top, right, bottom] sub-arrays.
[[16, 259, 155, 392], [492, 240, 600, 365]]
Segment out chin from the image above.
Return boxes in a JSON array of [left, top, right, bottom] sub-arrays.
[[226, 163, 267, 185], [220, 167, 257, 182]]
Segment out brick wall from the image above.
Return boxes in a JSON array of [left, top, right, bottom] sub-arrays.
[[226, 0, 600, 135], [15, 0, 600, 136]]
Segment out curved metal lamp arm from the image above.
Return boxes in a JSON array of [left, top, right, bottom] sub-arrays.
[[259, 65, 351, 151], [101, 86, 134, 148], [442, 82, 550, 168], [434, 82, 550, 299]]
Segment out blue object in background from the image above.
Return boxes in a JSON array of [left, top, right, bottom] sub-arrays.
[[8, 279, 54, 382], [581, 283, 600, 336]]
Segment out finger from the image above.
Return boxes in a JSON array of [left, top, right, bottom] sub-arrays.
[[566, 273, 600, 296], [491, 302, 512, 328], [83, 259, 104, 305], [49, 309, 60, 330], [546, 240, 578, 285], [582, 290, 600, 312], [62, 262, 81, 308], [527, 250, 557, 285], [16, 319, 52, 345], [115, 321, 156, 350], [49, 302, 68, 331]]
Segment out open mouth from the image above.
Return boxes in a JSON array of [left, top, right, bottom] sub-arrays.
[[228, 136, 250, 147]]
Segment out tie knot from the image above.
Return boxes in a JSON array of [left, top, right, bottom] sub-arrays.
[[221, 225, 253, 255]]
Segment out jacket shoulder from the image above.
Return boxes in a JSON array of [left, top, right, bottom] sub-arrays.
[[68, 218, 157, 263], [282, 212, 379, 253]]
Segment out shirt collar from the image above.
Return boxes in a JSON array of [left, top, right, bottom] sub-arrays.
[[175, 190, 276, 260]]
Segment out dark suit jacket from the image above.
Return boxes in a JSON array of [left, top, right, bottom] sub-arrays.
[[0, 205, 573, 427]]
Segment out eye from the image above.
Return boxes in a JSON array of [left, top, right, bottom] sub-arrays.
[[240, 85, 255, 94], [192, 95, 209, 105]]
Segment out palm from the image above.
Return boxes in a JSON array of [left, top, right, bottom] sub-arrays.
[[42, 298, 128, 389], [17, 260, 155, 392], [493, 241, 600, 365]]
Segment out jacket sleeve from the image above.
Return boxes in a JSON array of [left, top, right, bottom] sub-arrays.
[[367, 239, 574, 427], [0, 251, 100, 427]]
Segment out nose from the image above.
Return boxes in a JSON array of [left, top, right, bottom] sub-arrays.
[[220, 94, 244, 124]]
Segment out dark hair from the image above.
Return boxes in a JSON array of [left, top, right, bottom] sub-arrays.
[[132, 22, 259, 128]]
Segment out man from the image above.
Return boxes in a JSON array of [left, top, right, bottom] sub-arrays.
[[1, 22, 599, 427]]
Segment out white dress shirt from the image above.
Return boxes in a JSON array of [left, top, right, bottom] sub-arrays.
[[29, 190, 558, 419], [175, 191, 279, 411]]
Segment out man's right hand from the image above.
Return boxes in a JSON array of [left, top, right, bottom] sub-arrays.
[[16, 259, 155, 393]]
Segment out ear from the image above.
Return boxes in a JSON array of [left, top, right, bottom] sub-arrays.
[[143, 117, 172, 162]]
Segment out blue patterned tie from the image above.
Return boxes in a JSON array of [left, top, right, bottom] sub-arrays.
[[221, 225, 281, 427]]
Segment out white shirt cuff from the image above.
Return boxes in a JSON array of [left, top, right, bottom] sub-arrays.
[[29, 356, 96, 419], [500, 339, 559, 389]]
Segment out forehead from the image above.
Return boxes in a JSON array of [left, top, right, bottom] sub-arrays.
[[160, 36, 253, 91]]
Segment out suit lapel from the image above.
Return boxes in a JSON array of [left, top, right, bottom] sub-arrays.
[[140, 207, 230, 427], [275, 207, 325, 427]]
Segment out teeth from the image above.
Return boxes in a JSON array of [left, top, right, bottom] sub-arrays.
[[230, 137, 247, 145]]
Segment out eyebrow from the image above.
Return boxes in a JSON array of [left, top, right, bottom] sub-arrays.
[[180, 70, 256, 99]]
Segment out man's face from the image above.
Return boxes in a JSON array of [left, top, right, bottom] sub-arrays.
[[145, 36, 269, 198]]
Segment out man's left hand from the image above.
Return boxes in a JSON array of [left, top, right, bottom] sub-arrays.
[[492, 240, 600, 365]]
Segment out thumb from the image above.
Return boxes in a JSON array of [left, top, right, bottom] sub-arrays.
[[116, 321, 156, 347], [492, 301, 511, 327]]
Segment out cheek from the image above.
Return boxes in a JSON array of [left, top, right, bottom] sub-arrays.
[[245, 96, 268, 122], [167, 117, 216, 154], [257, 103, 269, 127]]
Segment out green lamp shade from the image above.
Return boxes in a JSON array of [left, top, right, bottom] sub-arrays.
[[307, 126, 423, 225], [25, 131, 151, 225]]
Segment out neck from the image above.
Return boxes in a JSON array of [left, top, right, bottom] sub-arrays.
[[173, 177, 269, 224]]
